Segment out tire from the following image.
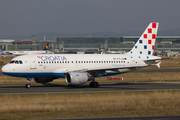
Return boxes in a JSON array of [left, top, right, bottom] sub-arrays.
[[90, 82, 94, 87], [93, 82, 99, 88], [90, 82, 99, 88], [25, 84, 31, 88]]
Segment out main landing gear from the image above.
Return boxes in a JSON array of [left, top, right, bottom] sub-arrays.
[[90, 81, 99, 88], [89, 78, 99, 88], [25, 77, 31, 88]]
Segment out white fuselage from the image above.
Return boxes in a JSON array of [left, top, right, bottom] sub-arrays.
[[1, 54, 147, 78]]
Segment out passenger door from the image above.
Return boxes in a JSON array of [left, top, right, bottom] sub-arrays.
[[29, 57, 36, 69]]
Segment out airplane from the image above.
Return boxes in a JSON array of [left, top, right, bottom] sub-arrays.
[[1, 22, 161, 88], [7, 44, 53, 55], [0, 44, 5, 52]]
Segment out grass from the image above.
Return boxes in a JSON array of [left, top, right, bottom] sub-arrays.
[[0, 91, 180, 120]]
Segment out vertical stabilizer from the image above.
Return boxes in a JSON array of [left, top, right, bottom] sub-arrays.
[[129, 23, 159, 56], [0, 44, 5, 52], [43, 44, 49, 51]]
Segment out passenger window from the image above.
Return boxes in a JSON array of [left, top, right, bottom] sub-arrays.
[[72, 61, 73, 63], [15, 61, 19, 64], [57, 61, 59, 63], [99, 61, 101, 63], [41, 61, 43, 64], [102, 61, 103, 63], [54, 61, 56, 63], [81, 61, 83, 63], [68, 61, 69, 63], [60, 61, 61, 63], [79, 61, 80, 63], [38, 61, 40, 64], [65, 61, 67, 63], [86, 61, 88, 63], [46, 61, 48, 64], [49, 61, 51, 63], [62, 61, 64, 63], [44, 61, 45, 63]]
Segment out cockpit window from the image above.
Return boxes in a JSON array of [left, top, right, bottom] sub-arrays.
[[9, 60, 15, 64], [9, 60, 23, 64], [19, 60, 23, 64], [15, 61, 19, 64]]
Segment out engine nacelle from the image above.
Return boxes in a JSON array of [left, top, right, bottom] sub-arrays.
[[33, 77, 53, 83], [65, 72, 89, 85]]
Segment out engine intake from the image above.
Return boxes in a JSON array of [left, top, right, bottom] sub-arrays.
[[65, 72, 89, 85]]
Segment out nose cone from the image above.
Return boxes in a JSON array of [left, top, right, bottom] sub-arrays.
[[1, 65, 9, 74]]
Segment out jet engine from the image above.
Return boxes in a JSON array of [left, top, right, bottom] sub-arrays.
[[65, 72, 89, 85], [33, 77, 54, 83]]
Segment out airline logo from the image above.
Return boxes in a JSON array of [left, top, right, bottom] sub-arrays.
[[122, 58, 127, 60], [37, 56, 67, 61], [130, 22, 158, 56]]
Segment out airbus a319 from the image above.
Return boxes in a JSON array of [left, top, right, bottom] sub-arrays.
[[1, 23, 161, 88]]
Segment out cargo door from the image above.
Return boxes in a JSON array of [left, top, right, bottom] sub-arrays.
[[29, 57, 36, 69]]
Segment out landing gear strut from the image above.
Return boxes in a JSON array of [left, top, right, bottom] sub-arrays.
[[25, 77, 31, 88]]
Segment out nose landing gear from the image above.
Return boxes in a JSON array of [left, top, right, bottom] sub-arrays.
[[25, 77, 32, 88]]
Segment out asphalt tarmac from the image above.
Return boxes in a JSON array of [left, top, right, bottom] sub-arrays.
[[57, 115, 180, 120], [0, 82, 180, 95]]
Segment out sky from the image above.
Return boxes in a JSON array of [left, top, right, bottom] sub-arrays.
[[0, 0, 180, 37]]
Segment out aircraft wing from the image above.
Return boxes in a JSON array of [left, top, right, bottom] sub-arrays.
[[64, 64, 147, 77], [70, 64, 147, 72]]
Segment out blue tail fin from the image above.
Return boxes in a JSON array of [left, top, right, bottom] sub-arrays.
[[0, 45, 5, 52], [43, 44, 49, 51]]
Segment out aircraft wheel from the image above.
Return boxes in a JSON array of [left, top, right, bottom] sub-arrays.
[[25, 84, 31, 88], [90, 82, 99, 88], [93, 82, 99, 88], [90, 82, 93, 87]]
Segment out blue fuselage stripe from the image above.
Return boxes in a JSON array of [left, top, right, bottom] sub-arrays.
[[2, 72, 122, 78]]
